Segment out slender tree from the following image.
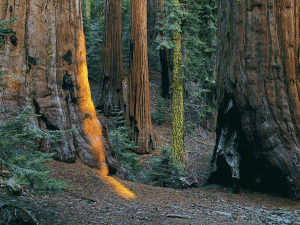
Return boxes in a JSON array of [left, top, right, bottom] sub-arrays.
[[128, 0, 156, 154], [99, 0, 124, 116], [209, 0, 300, 199], [171, 0, 184, 164], [0, 0, 124, 177], [158, 0, 170, 99]]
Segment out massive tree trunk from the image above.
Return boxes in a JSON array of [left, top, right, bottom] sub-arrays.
[[208, 0, 300, 199], [128, 0, 156, 154], [0, 0, 124, 177], [99, 0, 124, 117]]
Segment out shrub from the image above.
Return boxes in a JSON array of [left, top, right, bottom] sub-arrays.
[[151, 95, 168, 125], [142, 146, 186, 188], [109, 124, 141, 182], [0, 107, 68, 193]]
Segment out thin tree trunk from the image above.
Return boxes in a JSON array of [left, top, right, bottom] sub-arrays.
[[0, 0, 124, 177], [171, 0, 184, 164], [99, 0, 124, 117], [158, 0, 170, 99], [128, 0, 156, 154], [160, 47, 170, 98], [83, 0, 91, 40], [209, 0, 300, 199]]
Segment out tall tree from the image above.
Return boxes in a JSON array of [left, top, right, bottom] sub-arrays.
[[99, 0, 124, 116], [209, 0, 300, 199], [171, 0, 184, 164], [0, 0, 124, 177], [128, 0, 156, 154], [83, 0, 91, 35], [158, 0, 170, 99]]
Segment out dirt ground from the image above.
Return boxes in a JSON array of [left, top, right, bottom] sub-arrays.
[[1, 78, 300, 224], [2, 156, 300, 224]]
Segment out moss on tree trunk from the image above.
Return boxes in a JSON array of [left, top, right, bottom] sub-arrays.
[[171, 0, 184, 164]]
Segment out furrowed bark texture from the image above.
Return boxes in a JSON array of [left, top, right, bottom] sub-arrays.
[[210, 0, 300, 199], [171, 0, 184, 164], [128, 0, 155, 154], [99, 0, 124, 117], [0, 1, 124, 177]]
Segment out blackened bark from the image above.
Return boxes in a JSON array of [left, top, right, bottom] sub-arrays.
[[160, 47, 170, 98], [208, 0, 300, 199], [158, 0, 170, 99]]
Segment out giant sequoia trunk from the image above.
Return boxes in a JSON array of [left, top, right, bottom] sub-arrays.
[[128, 0, 156, 154], [209, 0, 300, 199], [0, 0, 124, 177], [99, 0, 124, 117]]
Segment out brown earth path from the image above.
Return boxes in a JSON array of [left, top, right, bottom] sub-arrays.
[[15, 159, 299, 225]]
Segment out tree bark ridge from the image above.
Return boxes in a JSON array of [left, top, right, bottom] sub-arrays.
[[210, 0, 300, 199], [0, 0, 124, 177]]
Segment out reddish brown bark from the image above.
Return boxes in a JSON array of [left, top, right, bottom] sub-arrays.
[[127, 0, 156, 154], [99, 0, 124, 117], [209, 0, 300, 199], [0, 0, 124, 177]]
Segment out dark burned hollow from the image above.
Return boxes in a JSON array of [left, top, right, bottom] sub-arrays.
[[62, 71, 77, 103], [28, 56, 37, 66], [207, 95, 289, 197], [10, 35, 17, 46], [63, 50, 72, 65], [130, 116, 139, 143], [32, 99, 60, 131]]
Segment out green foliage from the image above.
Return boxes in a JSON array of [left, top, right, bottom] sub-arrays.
[[108, 116, 141, 182], [81, 0, 133, 78], [155, 0, 218, 130], [151, 95, 168, 125], [0, 18, 17, 47], [122, 0, 131, 72], [0, 107, 67, 192], [142, 146, 186, 188], [0, 18, 17, 90], [180, 0, 217, 129], [81, 0, 104, 80], [184, 120, 197, 136]]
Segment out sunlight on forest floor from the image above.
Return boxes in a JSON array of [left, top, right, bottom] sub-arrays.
[[97, 171, 136, 199]]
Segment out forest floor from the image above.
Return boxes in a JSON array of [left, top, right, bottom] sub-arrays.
[[1, 78, 300, 224]]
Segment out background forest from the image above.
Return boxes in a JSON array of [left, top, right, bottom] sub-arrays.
[[80, 0, 218, 184], [82, 0, 217, 126]]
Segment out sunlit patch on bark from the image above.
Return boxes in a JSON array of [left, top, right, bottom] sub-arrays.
[[77, 30, 108, 175], [97, 171, 136, 199]]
